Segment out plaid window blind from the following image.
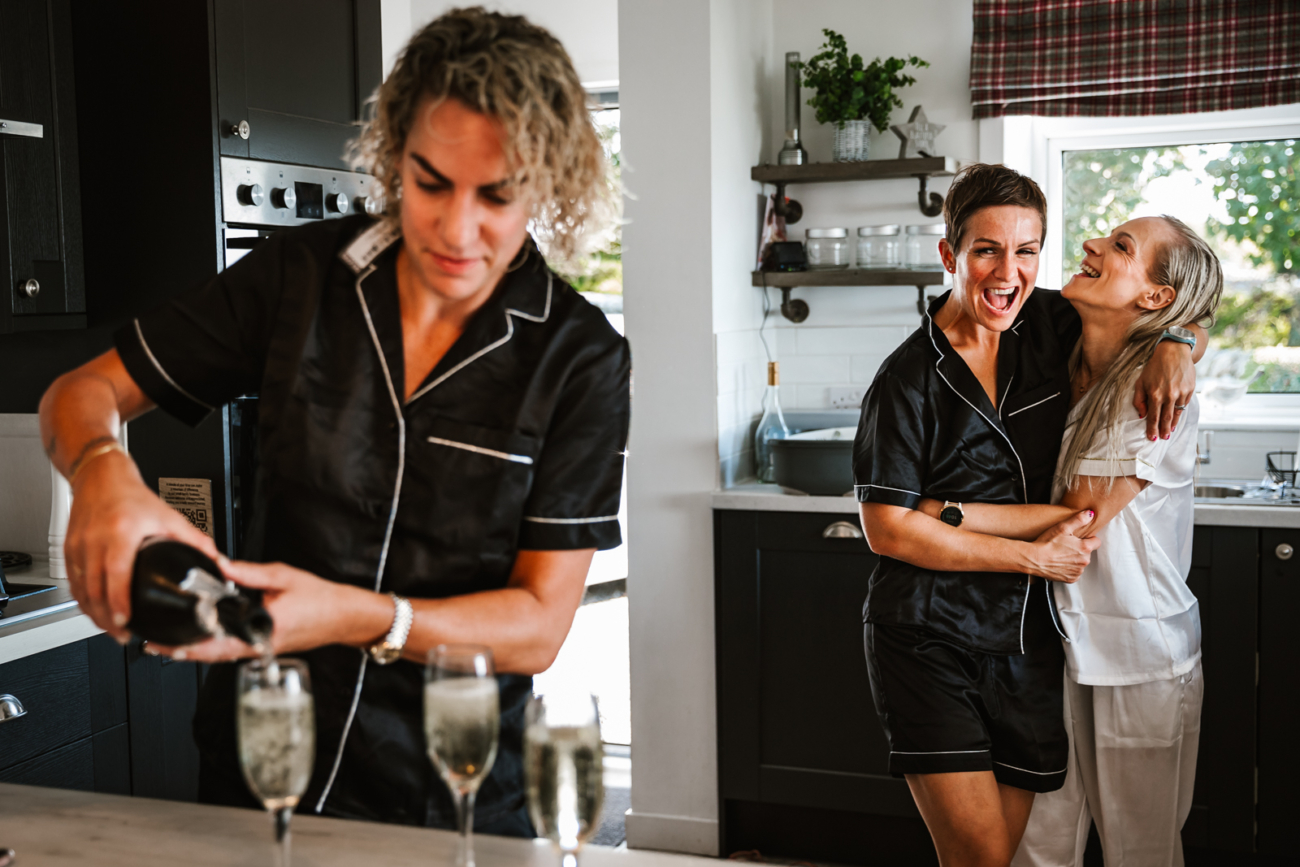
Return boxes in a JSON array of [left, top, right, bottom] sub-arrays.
[[970, 0, 1300, 119]]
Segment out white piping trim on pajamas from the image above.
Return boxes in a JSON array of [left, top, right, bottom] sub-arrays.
[[427, 436, 534, 465], [995, 760, 1067, 776], [133, 319, 215, 412], [522, 515, 618, 525], [926, 315, 1030, 653], [1006, 392, 1062, 418], [854, 484, 922, 496], [406, 272, 553, 405], [316, 258, 408, 814]]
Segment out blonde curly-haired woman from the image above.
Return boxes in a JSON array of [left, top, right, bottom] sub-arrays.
[[41, 7, 627, 833]]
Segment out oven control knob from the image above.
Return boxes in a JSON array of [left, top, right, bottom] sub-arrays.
[[357, 194, 384, 217], [326, 192, 349, 214], [271, 186, 296, 210], [237, 183, 264, 207]]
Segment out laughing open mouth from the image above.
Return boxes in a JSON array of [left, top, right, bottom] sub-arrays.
[[982, 286, 1018, 313], [1079, 262, 1100, 278]]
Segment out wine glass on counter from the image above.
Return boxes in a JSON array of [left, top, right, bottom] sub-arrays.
[[237, 658, 315, 867], [525, 691, 605, 867], [426, 645, 500, 867]]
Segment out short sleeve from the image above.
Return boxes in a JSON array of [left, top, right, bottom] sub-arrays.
[[114, 233, 287, 427], [1075, 407, 1172, 482], [853, 372, 927, 509], [518, 336, 631, 551]]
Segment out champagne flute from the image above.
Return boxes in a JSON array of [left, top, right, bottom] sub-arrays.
[[525, 691, 605, 867], [426, 645, 499, 867], [237, 658, 315, 867]]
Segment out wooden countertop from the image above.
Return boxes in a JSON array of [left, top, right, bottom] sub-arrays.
[[0, 783, 709, 867]]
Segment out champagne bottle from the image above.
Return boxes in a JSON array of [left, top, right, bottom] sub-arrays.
[[754, 361, 791, 483], [128, 538, 272, 648]]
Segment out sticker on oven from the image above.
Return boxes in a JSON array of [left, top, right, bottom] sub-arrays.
[[159, 478, 215, 539]]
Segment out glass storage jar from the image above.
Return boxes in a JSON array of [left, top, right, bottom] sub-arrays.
[[805, 228, 850, 269], [905, 224, 946, 269], [856, 225, 901, 269]]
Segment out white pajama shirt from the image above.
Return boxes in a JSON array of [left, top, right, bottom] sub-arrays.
[[1014, 399, 1203, 867]]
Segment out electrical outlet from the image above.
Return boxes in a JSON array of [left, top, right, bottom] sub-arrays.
[[828, 387, 867, 409]]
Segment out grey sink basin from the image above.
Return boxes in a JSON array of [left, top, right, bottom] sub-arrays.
[[1194, 484, 1245, 498]]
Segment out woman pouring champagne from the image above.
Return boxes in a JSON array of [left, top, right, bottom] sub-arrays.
[[40, 6, 628, 837]]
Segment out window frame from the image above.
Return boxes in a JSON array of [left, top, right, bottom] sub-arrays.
[[980, 105, 1300, 407]]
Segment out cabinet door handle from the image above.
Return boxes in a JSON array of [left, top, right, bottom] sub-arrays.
[[823, 520, 864, 540], [231, 120, 250, 140], [0, 119, 43, 138], [21, 279, 39, 298], [0, 694, 27, 724], [1277, 543, 1293, 561]]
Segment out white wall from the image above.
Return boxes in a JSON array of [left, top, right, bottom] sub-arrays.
[[408, 0, 618, 85], [760, 0, 974, 412]]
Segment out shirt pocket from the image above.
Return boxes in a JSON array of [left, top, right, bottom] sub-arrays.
[[408, 417, 543, 549], [1004, 382, 1067, 477]]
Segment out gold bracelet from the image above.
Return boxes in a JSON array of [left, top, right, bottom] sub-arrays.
[[68, 441, 128, 486]]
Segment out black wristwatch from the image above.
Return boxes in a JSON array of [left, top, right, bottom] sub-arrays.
[[940, 501, 964, 527]]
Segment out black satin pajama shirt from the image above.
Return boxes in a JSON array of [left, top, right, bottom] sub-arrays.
[[115, 216, 630, 829], [853, 289, 1079, 790]]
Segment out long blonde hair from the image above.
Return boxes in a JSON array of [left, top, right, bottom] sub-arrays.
[[347, 6, 617, 268], [1059, 216, 1224, 485]]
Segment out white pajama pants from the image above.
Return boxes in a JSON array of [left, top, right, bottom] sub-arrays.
[[1011, 661, 1203, 867]]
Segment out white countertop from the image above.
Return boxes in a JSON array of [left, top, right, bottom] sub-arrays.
[[0, 558, 100, 665], [0, 783, 710, 867], [712, 482, 1300, 528]]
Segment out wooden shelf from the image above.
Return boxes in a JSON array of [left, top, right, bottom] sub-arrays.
[[751, 157, 961, 184], [752, 269, 947, 288]]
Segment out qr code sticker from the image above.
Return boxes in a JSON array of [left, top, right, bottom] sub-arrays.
[[158, 478, 215, 539]]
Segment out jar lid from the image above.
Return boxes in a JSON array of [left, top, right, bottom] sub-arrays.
[[805, 227, 848, 239], [857, 225, 900, 236], [905, 224, 947, 235]]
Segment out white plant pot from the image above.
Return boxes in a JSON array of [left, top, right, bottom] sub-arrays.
[[832, 120, 871, 162]]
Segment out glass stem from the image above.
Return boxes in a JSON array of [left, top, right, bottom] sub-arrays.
[[274, 807, 292, 867], [456, 789, 477, 867], [562, 852, 579, 867]]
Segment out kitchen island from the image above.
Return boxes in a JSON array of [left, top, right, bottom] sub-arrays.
[[0, 782, 688, 867], [713, 485, 1298, 865]]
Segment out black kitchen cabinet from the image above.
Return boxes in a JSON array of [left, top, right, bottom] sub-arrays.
[[715, 511, 1272, 865], [0, 633, 203, 800], [215, 0, 383, 170], [0, 0, 85, 333]]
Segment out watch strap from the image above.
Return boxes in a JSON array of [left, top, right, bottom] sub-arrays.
[[1160, 327, 1197, 348], [368, 594, 414, 665]]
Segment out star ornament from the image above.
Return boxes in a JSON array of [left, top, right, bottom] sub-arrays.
[[891, 106, 945, 159]]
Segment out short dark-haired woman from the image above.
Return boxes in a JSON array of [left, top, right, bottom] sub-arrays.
[[853, 164, 1205, 865]]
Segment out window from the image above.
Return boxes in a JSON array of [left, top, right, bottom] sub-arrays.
[[1061, 139, 1299, 393]]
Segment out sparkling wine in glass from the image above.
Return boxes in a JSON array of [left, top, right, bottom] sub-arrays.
[[525, 691, 605, 867], [238, 658, 315, 867], [426, 645, 499, 867]]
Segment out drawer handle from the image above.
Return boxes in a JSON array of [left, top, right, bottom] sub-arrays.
[[823, 521, 864, 540], [1277, 543, 1294, 561], [0, 694, 27, 724]]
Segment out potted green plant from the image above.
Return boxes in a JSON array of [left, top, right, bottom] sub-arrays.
[[793, 30, 928, 162]]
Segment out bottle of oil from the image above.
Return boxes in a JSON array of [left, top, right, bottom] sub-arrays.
[[128, 538, 272, 648], [754, 361, 791, 483]]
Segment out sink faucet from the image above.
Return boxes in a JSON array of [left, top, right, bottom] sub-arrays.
[[1196, 430, 1213, 465]]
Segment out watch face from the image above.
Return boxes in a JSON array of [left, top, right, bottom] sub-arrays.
[[940, 506, 963, 527]]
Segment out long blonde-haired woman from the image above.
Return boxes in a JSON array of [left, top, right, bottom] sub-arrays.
[[918, 215, 1223, 867], [41, 7, 626, 832]]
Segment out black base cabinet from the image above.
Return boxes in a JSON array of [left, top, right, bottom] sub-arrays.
[[0, 634, 203, 800], [715, 511, 1286, 866]]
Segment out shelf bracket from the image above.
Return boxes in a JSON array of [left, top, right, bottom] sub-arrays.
[[916, 175, 944, 217], [772, 182, 803, 224], [781, 287, 809, 323], [916, 285, 931, 318]]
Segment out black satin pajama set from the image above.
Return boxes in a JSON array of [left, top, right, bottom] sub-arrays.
[[853, 289, 1079, 793], [115, 216, 630, 830]]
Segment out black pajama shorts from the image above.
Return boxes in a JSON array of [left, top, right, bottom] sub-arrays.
[[863, 583, 1069, 793]]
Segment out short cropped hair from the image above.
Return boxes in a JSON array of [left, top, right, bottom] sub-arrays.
[[941, 163, 1048, 252], [349, 6, 615, 264]]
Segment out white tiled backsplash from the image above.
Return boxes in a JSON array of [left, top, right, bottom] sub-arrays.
[[0, 414, 54, 557]]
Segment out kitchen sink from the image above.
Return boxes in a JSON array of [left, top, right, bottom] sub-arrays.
[[1194, 485, 1245, 498]]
